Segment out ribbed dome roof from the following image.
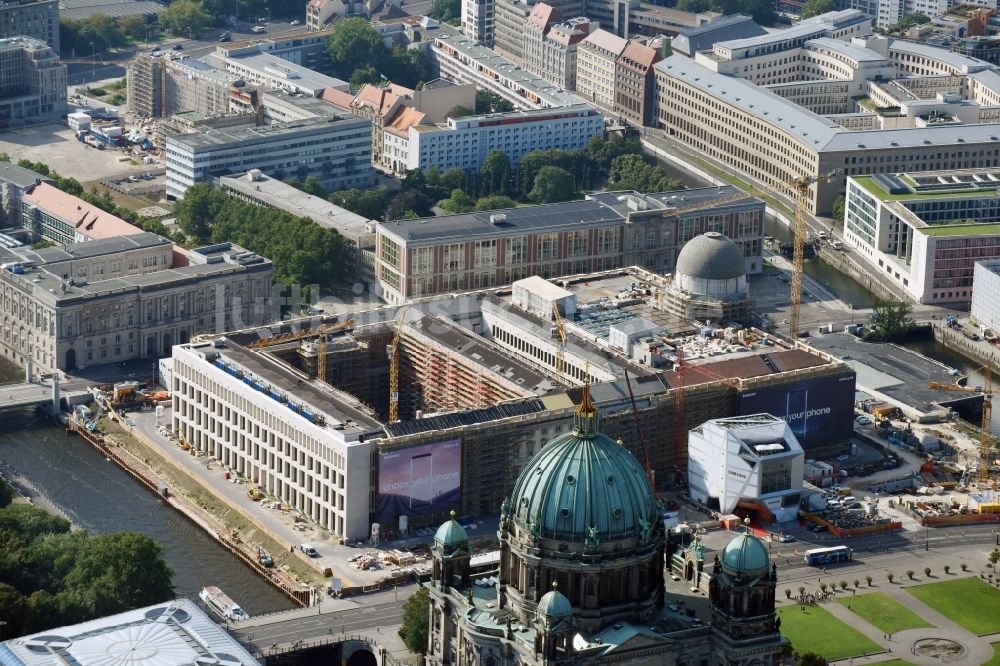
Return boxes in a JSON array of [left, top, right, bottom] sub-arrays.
[[721, 532, 770, 576], [508, 385, 657, 543], [675, 232, 746, 281], [537, 586, 573, 619], [434, 513, 469, 548]]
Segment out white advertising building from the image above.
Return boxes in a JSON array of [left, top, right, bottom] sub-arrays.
[[688, 413, 805, 522], [169, 337, 380, 539]]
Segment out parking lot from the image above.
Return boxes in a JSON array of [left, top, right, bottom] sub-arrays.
[[0, 124, 141, 182]]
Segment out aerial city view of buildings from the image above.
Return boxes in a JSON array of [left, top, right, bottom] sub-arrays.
[[8, 0, 1000, 663]]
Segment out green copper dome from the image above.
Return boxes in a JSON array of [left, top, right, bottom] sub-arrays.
[[537, 585, 573, 619], [721, 532, 770, 576], [507, 384, 658, 544], [435, 512, 469, 548]]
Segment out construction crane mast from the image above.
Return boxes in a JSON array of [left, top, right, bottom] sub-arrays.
[[927, 367, 994, 481], [388, 310, 407, 423], [623, 367, 656, 493]]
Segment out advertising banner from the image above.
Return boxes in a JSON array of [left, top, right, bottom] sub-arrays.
[[378, 439, 462, 524], [739, 372, 855, 446]]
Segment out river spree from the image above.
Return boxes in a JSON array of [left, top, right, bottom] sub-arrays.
[[0, 416, 292, 616]]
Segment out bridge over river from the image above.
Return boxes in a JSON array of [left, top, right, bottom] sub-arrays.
[[229, 585, 416, 666]]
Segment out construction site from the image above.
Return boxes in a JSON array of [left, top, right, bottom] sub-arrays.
[[167, 264, 859, 540]]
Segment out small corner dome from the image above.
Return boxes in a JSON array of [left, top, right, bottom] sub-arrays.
[[720, 532, 770, 575], [675, 232, 746, 281], [537, 588, 573, 619], [435, 515, 469, 547]]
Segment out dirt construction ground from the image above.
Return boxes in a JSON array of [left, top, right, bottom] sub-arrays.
[[0, 123, 142, 182]]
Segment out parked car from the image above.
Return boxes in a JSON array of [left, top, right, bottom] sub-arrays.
[[219, 32, 232, 42], [778, 534, 795, 543], [300, 543, 318, 557], [290, 19, 300, 25], [172, 43, 183, 50]]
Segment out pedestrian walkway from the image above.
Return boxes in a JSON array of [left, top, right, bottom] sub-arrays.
[[816, 574, 999, 664]]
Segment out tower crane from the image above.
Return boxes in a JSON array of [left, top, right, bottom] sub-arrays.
[[928, 366, 994, 482], [388, 310, 408, 423], [551, 301, 567, 376], [670, 172, 838, 339], [246, 319, 353, 349], [623, 367, 656, 493]]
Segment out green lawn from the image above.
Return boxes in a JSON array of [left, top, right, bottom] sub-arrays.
[[837, 592, 934, 634], [985, 643, 1000, 666], [876, 661, 917, 666], [777, 605, 883, 661], [907, 578, 1000, 635]]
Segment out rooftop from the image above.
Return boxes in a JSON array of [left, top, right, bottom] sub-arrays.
[[0, 599, 260, 666], [0, 160, 49, 188], [221, 51, 349, 94], [23, 182, 144, 240], [432, 33, 586, 108], [580, 28, 628, 56], [672, 14, 766, 56], [21, 231, 170, 265], [58, 0, 164, 20], [165, 116, 364, 151], [378, 186, 760, 245], [218, 171, 373, 243]]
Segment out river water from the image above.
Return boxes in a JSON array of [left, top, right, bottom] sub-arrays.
[[0, 414, 292, 616]]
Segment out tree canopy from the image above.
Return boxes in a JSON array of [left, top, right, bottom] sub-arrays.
[[160, 0, 212, 36], [607, 154, 684, 193], [326, 18, 433, 89], [530, 166, 578, 203], [0, 503, 173, 640], [429, 0, 461, 24], [174, 184, 354, 288], [866, 297, 915, 341], [398, 585, 430, 654], [677, 0, 775, 24], [800, 0, 835, 18]]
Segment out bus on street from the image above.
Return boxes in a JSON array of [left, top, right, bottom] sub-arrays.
[[804, 545, 852, 566]]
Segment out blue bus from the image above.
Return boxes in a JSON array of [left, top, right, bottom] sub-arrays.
[[804, 545, 852, 566]]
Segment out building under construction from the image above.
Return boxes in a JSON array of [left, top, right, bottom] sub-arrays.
[[167, 266, 856, 540]]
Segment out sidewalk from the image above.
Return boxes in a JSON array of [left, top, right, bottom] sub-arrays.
[[121, 406, 391, 588]]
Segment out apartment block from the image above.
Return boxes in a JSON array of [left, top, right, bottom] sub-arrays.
[[576, 29, 627, 109], [0, 233, 273, 372], [614, 39, 660, 126], [382, 104, 603, 175], [0, 0, 58, 53], [374, 186, 764, 303], [522, 4, 593, 90], [432, 32, 588, 110], [0, 36, 65, 124], [165, 116, 372, 199], [462, 0, 494, 44], [127, 56, 261, 119], [844, 170, 1000, 304]]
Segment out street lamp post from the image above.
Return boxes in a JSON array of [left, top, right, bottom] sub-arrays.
[[90, 42, 96, 79]]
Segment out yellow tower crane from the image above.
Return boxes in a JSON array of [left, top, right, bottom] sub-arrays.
[[388, 310, 408, 423], [316, 335, 327, 382], [551, 301, 567, 376], [672, 172, 838, 340], [928, 366, 994, 482]]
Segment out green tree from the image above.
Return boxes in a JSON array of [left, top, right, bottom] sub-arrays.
[[895, 12, 930, 29], [475, 90, 514, 114], [797, 654, 827, 666], [607, 154, 683, 193], [0, 478, 12, 509], [160, 0, 212, 36], [429, 0, 461, 23], [832, 195, 845, 222], [448, 105, 475, 118], [479, 149, 512, 197], [387, 188, 433, 220], [0, 583, 27, 639], [64, 532, 173, 616], [328, 188, 389, 220], [117, 14, 148, 40], [438, 188, 476, 213], [800, 0, 835, 18], [677, 0, 710, 11], [991, 548, 1000, 565], [399, 585, 430, 654], [61, 14, 126, 53], [529, 166, 577, 203], [172, 183, 218, 243], [475, 195, 518, 211], [326, 17, 388, 80], [302, 176, 327, 198], [867, 297, 915, 341], [349, 66, 382, 90]]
